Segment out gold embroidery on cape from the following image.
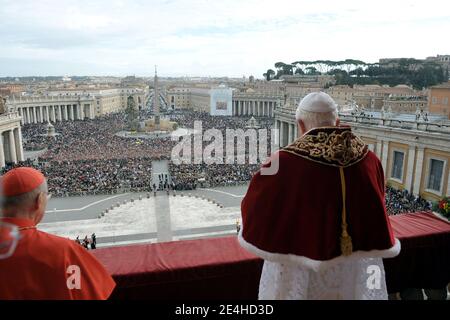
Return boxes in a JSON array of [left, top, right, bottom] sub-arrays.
[[282, 128, 368, 167]]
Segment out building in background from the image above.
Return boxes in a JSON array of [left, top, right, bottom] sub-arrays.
[[429, 82, 450, 119], [0, 84, 25, 97], [0, 96, 24, 168], [6, 87, 148, 125], [383, 95, 428, 113]]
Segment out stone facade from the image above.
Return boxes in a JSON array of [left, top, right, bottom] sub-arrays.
[[429, 82, 450, 119], [0, 112, 24, 168], [6, 87, 147, 125]]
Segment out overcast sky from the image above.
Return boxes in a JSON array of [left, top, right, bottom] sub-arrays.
[[0, 0, 449, 77]]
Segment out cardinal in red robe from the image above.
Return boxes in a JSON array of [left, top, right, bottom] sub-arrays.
[[238, 92, 400, 300], [0, 167, 116, 300]]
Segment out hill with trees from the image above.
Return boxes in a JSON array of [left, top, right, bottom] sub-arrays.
[[262, 59, 448, 89]]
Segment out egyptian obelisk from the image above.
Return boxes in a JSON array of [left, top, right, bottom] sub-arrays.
[[154, 66, 160, 127]]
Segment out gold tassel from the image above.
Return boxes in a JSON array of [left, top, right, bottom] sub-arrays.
[[339, 167, 353, 256], [340, 228, 353, 256]]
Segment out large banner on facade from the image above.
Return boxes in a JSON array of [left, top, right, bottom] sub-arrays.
[[210, 85, 233, 116]]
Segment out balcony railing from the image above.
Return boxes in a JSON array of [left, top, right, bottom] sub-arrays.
[[92, 212, 450, 300]]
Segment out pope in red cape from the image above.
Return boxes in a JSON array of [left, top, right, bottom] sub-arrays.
[[238, 92, 400, 300], [0, 167, 116, 300]]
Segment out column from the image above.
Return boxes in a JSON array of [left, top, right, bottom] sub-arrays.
[[34, 106, 39, 123], [46, 106, 50, 122], [26, 107, 31, 124], [381, 140, 389, 176], [79, 104, 85, 120], [280, 121, 285, 147], [27, 107, 31, 124], [58, 105, 63, 121], [375, 139, 383, 160], [39, 106, 44, 123], [446, 171, 450, 197], [53, 105, 61, 122], [55, 105, 59, 121], [0, 132, 5, 168], [67, 105, 73, 121], [8, 130, 17, 164], [32, 106, 37, 124], [404, 146, 416, 193], [34, 106, 41, 123], [412, 147, 425, 196], [275, 120, 279, 146], [62, 105, 68, 120], [288, 123, 293, 144], [35, 106, 39, 123], [89, 104, 95, 119], [51, 105, 56, 122], [18, 108, 24, 125], [14, 128, 24, 162], [47, 106, 51, 122], [54, 105, 58, 122]]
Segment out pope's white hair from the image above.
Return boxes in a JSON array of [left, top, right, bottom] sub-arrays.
[[295, 92, 338, 130]]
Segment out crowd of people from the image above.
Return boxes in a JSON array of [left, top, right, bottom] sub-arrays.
[[14, 111, 269, 196], [22, 113, 175, 161], [1, 158, 153, 197], [169, 162, 260, 190], [75, 234, 97, 250], [385, 185, 432, 215]]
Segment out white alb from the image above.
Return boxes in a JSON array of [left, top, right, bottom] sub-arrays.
[[258, 257, 388, 300]]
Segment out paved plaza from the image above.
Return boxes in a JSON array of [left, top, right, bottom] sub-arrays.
[[39, 184, 249, 247]]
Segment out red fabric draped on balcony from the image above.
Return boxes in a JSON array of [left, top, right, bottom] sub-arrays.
[[93, 235, 263, 299], [93, 212, 450, 299], [384, 212, 450, 292]]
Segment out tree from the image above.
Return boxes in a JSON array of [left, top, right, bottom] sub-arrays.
[[294, 68, 305, 75], [305, 66, 320, 75], [263, 69, 276, 81], [274, 62, 294, 78], [264, 58, 446, 89]]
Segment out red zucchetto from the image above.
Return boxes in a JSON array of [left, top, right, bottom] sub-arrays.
[[0, 167, 45, 197]]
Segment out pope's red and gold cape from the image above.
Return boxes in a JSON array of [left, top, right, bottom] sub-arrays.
[[239, 126, 400, 270]]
